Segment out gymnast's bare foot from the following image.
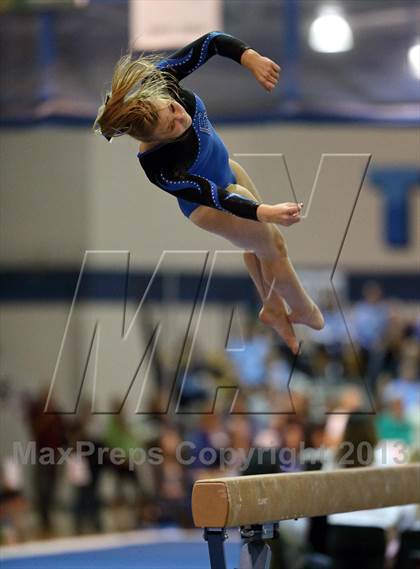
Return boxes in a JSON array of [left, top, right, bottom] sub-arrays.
[[288, 302, 325, 330], [259, 304, 299, 354]]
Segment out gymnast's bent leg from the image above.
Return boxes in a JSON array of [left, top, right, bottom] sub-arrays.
[[189, 204, 298, 352], [229, 159, 323, 330], [231, 159, 323, 325], [229, 159, 297, 351], [229, 159, 293, 320], [190, 161, 323, 353]]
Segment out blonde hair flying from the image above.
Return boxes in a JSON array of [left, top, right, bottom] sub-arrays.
[[93, 53, 178, 142]]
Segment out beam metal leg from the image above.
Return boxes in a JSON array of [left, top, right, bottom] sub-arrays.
[[239, 524, 279, 569], [204, 527, 228, 569]]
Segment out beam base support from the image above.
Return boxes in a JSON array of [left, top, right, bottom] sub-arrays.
[[239, 524, 278, 569], [204, 527, 228, 569]]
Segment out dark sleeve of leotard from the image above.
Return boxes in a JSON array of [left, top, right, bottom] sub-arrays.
[[156, 32, 251, 81], [155, 170, 260, 221]]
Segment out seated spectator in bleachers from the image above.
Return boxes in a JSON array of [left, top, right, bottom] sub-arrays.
[[266, 345, 290, 384], [278, 419, 306, 473], [351, 281, 390, 386], [155, 424, 190, 527], [228, 321, 271, 388], [352, 282, 390, 353], [308, 289, 348, 353], [382, 359, 420, 416], [67, 402, 104, 535], [324, 385, 364, 450], [0, 458, 28, 544], [103, 399, 143, 529], [376, 396, 414, 447], [186, 413, 232, 477], [325, 414, 417, 569], [25, 386, 67, 537]]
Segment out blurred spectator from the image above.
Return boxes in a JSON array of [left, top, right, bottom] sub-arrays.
[[103, 400, 142, 521], [0, 378, 29, 542], [351, 281, 390, 385], [414, 314, 420, 341], [335, 413, 378, 469], [174, 336, 215, 408], [304, 423, 329, 557], [0, 458, 28, 544], [382, 359, 420, 416], [25, 387, 67, 536], [266, 347, 292, 392], [324, 385, 364, 449], [279, 420, 306, 473], [155, 425, 189, 527], [228, 321, 271, 387], [303, 422, 327, 471], [186, 414, 231, 476], [376, 397, 413, 446], [226, 398, 253, 453], [67, 401, 103, 535], [309, 289, 348, 353], [352, 282, 390, 352], [326, 414, 418, 569]]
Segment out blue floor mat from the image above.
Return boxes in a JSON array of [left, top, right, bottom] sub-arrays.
[[1, 541, 241, 569]]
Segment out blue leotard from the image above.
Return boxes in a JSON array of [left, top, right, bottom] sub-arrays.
[[138, 32, 261, 221]]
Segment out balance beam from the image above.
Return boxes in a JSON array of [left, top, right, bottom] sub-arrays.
[[192, 464, 420, 528]]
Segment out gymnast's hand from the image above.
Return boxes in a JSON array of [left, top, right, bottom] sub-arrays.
[[256, 202, 303, 226], [241, 49, 281, 92]]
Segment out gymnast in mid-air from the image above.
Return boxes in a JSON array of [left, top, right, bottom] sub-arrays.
[[94, 31, 324, 353]]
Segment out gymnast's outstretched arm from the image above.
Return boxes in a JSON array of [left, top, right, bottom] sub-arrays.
[[156, 32, 250, 79], [157, 31, 281, 92]]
